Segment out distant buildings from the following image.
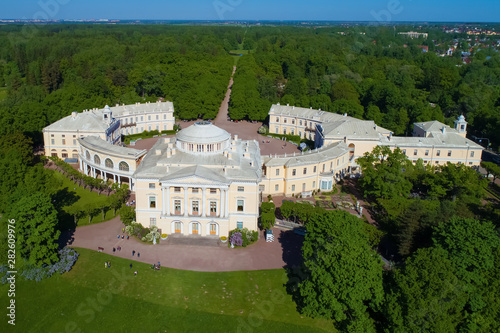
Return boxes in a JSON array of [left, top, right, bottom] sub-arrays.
[[398, 31, 428, 39]]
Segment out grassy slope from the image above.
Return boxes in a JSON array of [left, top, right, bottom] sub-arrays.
[[1, 248, 333, 332], [51, 170, 118, 226]]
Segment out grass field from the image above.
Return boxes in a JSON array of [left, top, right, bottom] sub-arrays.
[[0, 248, 333, 332], [50, 170, 119, 227]]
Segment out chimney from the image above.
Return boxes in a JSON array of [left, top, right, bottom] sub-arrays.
[[71, 111, 78, 118], [171, 148, 176, 155], [155, 149, 162, 155], [389, 132, 393, 141], [166, 149, 171, 157], [442, 126, 446, 134], [234, 134, 238, 141]]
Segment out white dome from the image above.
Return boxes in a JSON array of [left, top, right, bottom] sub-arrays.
[[176, 121, 231, 154]]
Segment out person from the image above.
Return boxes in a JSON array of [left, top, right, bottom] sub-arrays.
[[117, 246, 121, 251], [137, 252, 140, 258], [117, 234, 120, 239], [127, 235, 129, 240], [122, 228, 125, 233], [113, 247, 116, 253], [134, 271, 137, 277], [122, 235, 124, 239], [158, 261, 161, 267], [108, 261, 111, 268], [132, 250, 135, 256], [129, 263, 133, 269], [105, 261, 107, 269]]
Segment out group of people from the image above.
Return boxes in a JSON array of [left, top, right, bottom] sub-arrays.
[[112, 246, 121, 252], [152, 262, 161, 271], [132, 250, 140, 257], [117, 234, 129, 240], [104, 261, 111, 268]]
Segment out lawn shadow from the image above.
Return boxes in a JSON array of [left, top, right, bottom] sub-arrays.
[[58, 229, 76, 248]]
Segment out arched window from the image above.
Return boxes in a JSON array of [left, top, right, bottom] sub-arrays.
[[86, 150, 90, 160], [105, 158, 114, 169], [119, 161, 129, 172], [94, 155, 101, 165]]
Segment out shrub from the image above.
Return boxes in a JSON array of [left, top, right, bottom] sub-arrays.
[[141, 226, 160, 243], [229, 228, 258, 247]]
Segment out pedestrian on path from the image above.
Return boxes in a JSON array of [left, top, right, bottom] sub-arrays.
[[122, 228, 125, 233], [137, 252, 140, 258], [113, 247, 116, 253], [132, 250, 135, 256], [117, 234, 120, 239]]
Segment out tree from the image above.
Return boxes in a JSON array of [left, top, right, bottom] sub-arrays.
[[9, 192, 60, 266], [119, 205, 135, 226], [481, 161, 500, 182], [260, 202, 275, 230], [297, 210, 383, 332], [64, 204, 84, 226], [384, 247, 467, 332]]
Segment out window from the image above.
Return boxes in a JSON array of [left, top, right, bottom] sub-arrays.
[[471, 151, 475, 157], [210, 188, 217, 194], [238, 186, 244, 192], [149, 183, 155, 189], [402, 149, 406, 155], [105, 158, 113, 168], [62, 139, 66, 145], [237, 200, 244, 212], [148, 125, 152, 131], [51, 139, 55, 145], [237, 221, 243, 229], [62, 153, 68, 158], [62, 135, 65, 138], [469, 162, 473, 165], [322, 164, 325, 172], [276, 117, 279, 122], [276, 169, 279, 176], [275, 127, 279, 133], [156, 115, 159, 120], [73, 139, 76, 145], [51, 134, 54, 137], [94, 155, 101, 165], [283, 128, 287, 135], [148, 115, 151, 121], [414, 149, 418, 156], [313, 166, 317, 173], [436, 150, 441, 157], [435, 161, 440, 164], [303, 167, 307, 175], [192, 201, 199, 215], [192, 188, 199, 193], [174, 200, 181, 214], [141, 116, 144, 121], [275, 184, 279, 191], [150, 218, 156, 226], [313, 181, 316, 188], [174, 187, 181, 192], [291, 119, 295, 125], [119, 161, 129, 171], [292, 169, 296, 176], [448, 150, 452, 157], [284, 118, 287, 124], [86, 151, 90, 160], [210, 202, 217, 215], [302, 183, 306, 191], [299, 120, 302, 126], [425, 150, 429, 156], [291, 185, 295, 191], [149, 196, 156, 208]]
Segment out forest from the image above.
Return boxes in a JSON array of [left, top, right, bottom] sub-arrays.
[[0, 24, 500, 332]]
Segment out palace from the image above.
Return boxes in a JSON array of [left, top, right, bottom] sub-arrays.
[[43, 101, 483, 237]]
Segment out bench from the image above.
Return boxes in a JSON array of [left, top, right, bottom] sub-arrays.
[[97, 247, 104, 252]]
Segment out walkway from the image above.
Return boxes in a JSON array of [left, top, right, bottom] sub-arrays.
[[63, 216, 303, 272]]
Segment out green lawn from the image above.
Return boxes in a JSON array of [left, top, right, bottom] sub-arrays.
[[50, 170, 119, 227], [0, 248, 333, 332]]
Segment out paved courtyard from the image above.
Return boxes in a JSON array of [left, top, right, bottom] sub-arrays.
[[63, 216, 303, 272]]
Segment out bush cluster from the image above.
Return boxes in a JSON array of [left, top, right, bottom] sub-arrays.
[[228, 228, 259, 247]]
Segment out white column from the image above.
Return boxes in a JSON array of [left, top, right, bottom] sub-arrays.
[[220, 188, 224, 218], [129, 178, 132, 190], [79, 159, 83, 170], [184, 186, 188, 217], [225, 188, 229, 217], [166, 186, 170, 215], [202, 187, 206, 217], [118, 175, 121, 184], [162, 186, 166, 216], [113, 174, 116, 183]]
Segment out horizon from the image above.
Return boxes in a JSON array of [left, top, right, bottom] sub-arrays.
[[2, 0, 499, 24]]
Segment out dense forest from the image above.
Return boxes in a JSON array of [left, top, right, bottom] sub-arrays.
[[1, 24, 500, 332], [1, 25, 499, 149], [229, 26, 500, 150], [0, 25, 238, 144]]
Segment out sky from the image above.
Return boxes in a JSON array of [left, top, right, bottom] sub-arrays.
[[2, 0, 499, 22]]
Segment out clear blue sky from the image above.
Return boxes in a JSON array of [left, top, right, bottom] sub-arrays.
[[2, 0, 499, 22]]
